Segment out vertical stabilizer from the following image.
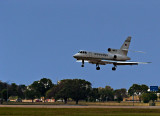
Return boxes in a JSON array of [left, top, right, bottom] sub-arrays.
[[120, 36, 131, 56]]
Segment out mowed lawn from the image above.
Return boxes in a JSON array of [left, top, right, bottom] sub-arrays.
[[0, 108, 160, 116]]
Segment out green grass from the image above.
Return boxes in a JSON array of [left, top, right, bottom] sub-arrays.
[[0, 108, 160, 116]]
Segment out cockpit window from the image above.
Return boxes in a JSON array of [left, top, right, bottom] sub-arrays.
[[79, 51, 87, 54]]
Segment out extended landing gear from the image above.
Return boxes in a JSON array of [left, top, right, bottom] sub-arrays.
[[81, 64, 84, 67], [96, 64, 100, 70], [81, 60, 84, 67], [112, 67, 116, 71], [112, 64, 117, 71]]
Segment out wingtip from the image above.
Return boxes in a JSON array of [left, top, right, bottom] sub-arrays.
[[147, 62, 152, 64], [141, 62, 152, 64]]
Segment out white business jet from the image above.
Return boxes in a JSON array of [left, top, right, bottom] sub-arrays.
[[73, 36, 150, 71]]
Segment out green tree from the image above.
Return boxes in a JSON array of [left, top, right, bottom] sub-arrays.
[[0, 81, 6, 92], [46, 79, 73, 104], [140, 85, 149, 93], [98, 86, 114, 102], [10, 83, 18, 96], [70, 79, 91, 104], [46, 79, 91, 104], [1, 83, 12, 101], [128, 84, 148, 102], [30, 78, 53, 102], [142, 92, 157, 103], [46, 85, 59, 101], [128, 84, 141, 96], [0, 81, 7, 98], [88, 88, 99, 102], [17, 85, 27, 99], [56, 79, 73, 104], [25, 89, 38, 103], [1, 89, 7, 101], [120, 88, 128, 98], [149, 93, 157, 102], [114, 89, 127, 103], [139, 84, 149, 102]]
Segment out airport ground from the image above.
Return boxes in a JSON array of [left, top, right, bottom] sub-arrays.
[[2, 101, 160, 106], [1, 102, 160, 116], [0, 107, 160, 116]]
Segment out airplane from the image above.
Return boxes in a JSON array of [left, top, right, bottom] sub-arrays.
[[73, 36, 150, 71]]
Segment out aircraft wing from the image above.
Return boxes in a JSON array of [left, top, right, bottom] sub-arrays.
[[85, 60, 151, 66]]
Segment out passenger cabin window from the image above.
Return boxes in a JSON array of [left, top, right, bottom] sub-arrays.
[[94, 53, 107, 56]]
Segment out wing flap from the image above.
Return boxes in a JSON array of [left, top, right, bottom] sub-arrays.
[[88, 60, 106, 65]]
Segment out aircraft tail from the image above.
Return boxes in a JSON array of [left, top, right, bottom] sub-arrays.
[[120, 36, 131, 56]]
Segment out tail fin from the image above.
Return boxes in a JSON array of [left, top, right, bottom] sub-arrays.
[[120, 36, 131, 56]]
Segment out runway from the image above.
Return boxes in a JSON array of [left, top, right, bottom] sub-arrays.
[[1, 105, 160, 109]]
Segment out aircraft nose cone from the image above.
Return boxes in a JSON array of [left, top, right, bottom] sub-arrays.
[[73, 53, 79, 58], [73, 54, 77, 58]]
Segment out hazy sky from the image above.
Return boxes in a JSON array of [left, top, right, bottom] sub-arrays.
[[0, 0, 159, 89]]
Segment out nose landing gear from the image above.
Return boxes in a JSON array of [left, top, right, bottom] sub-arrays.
[[81, 64, 84, 67], [81, 60, 84, 67], [96, 64, 100, 70]]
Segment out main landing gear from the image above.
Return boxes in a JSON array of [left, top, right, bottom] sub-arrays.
[[80, 60, 117, 71], [96, 64, 100, 70], [112, 64, 117, 71]]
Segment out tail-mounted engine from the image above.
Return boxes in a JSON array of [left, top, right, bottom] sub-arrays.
[[113, 55, 117, 59], [108, 48, 118, 53], [108, 48, 130, 61], [108, 48, 112, 52]]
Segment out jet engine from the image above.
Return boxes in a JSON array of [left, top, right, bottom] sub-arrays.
[[108, 48, 111, 52], [114, 55, 117, 59], [108, 48, 118, 53]]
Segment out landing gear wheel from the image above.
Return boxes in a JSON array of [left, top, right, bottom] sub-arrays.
[[96, 67, 100, 70], [112, 67, 116, 71], [96, 64, 100, 70]]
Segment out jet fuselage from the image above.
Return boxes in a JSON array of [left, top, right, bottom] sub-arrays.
[[73, 50, 131, 61]]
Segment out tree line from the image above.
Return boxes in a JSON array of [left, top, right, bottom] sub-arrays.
[[0, 78, 159, 104]]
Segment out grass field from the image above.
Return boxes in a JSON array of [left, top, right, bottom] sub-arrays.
[[0, 108, 160, 116]]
